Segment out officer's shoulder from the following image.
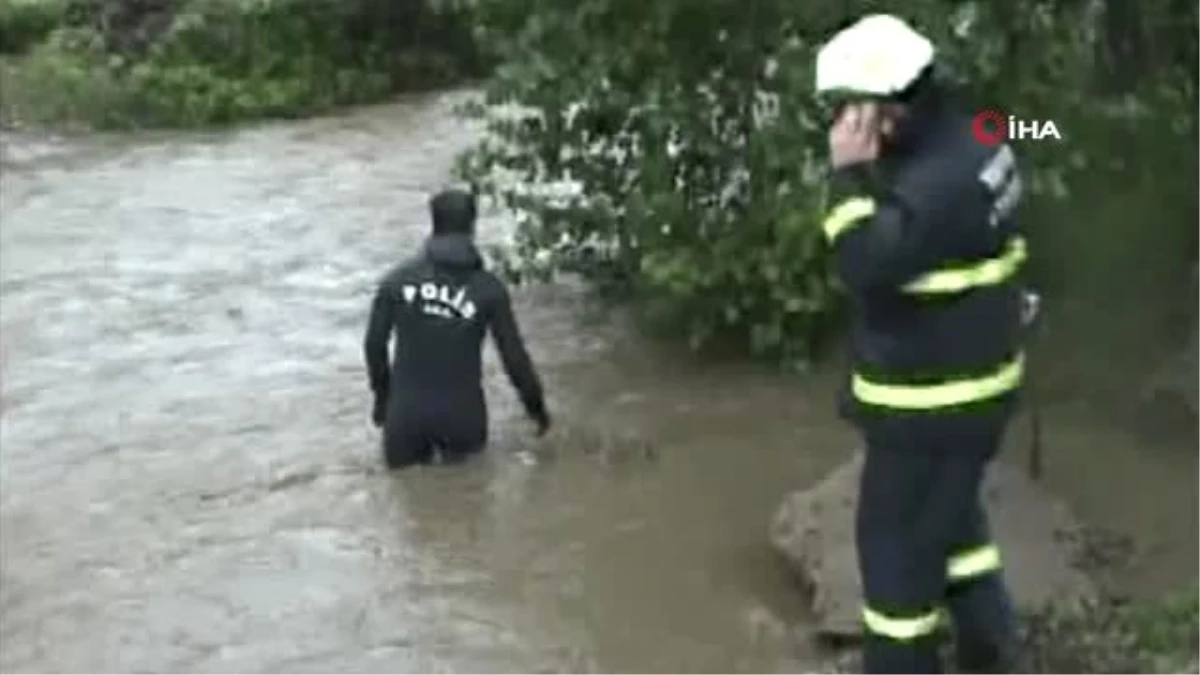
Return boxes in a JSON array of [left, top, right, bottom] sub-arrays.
[[891, 150, 963, 201], [469, 267, 510, 300], [377, 256, 425, 287], [900, 118, 993, 193]]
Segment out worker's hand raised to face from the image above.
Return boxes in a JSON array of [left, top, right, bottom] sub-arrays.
[[829, 102, 881, 168], [371, 395, 387, 428]]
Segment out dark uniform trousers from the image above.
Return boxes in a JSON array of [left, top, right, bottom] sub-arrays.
[[383, 399, 488, 467], [857, 413, 1019, 673]]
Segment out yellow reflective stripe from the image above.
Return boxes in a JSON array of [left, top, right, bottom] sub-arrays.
[[948, 544, 1002, 580], [903, 236, 1028, 294], [852, 353, 1024, 409], [862, 606, 942, 641], [823, 197, 876, 241]]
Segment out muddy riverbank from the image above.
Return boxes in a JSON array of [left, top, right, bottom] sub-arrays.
[[1, 89, 1195, 673]]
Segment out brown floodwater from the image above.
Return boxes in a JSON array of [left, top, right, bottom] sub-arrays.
[[0, 89, 1194, 673]]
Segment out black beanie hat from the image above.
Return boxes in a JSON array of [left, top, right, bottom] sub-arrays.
[[430, 189, 477, 235]]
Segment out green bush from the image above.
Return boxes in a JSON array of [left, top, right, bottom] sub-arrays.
[[458, 0, 842, 366], [1126, 591, 1200, 669], [0, 0, 480, 128], [0, 0, 65, 54], [457, 0, 1197, 368], [0, 27, 134, 128]]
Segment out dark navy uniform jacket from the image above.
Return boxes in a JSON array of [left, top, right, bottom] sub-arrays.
[[363, 233, 547, 439], [822, 101, 1028, 433]]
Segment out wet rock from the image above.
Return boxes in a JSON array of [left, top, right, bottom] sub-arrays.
[[769, 452, 1095, 638], [1065, 525, 1137, 578]]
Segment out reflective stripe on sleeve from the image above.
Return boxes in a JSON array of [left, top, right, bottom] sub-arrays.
[[823, 197, 876, 242], [948, 544, 1002, 581], [862, 606, 943, 641], [852, 353, 1024, 410], [903, 236, 1027, 294]]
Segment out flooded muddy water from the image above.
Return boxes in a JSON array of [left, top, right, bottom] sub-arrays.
[[0, 89, 1194, 673]]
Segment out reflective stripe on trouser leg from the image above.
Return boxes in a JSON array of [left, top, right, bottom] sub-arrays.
[[948, 543, 1002, 582], [862, 605, 943, 641], [946, 545, 1019, 671], [940, 445, 1018, 669]]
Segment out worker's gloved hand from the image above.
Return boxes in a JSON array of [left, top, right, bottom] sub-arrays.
[[1020, 289, 1041, 328], [530, 407, 551, 437], [371, 395, 387, 428]]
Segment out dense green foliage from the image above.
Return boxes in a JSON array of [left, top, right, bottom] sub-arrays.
[[457, 0, 1198, 368], [0, 0, 480, 128], [0, 0, 60, 53]]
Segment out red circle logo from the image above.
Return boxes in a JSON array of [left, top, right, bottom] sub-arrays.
[[972, 110, 1007, 146]]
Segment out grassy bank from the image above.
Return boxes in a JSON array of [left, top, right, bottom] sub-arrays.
[[823, 591, 1198, 673], [1020, 590, 1199, 673], [0, 0, 482, 129]]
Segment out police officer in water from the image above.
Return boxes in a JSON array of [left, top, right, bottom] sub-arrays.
[[363, 188, 551, 468], [815, 15, 1028, 674]]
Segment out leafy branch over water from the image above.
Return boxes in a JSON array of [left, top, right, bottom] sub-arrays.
[[456, 0, 1197, 369], [0, 0, 481, 128]]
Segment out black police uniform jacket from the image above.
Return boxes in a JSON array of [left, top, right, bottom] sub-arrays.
[[822, 102, 1028, 435], [363, 233, 547, 441]]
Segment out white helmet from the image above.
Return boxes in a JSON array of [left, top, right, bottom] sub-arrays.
[[815, 14, 935, 97]]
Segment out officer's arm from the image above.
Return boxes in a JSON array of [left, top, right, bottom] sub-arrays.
[[822, 164, 938, 295], [363, 284, 394, 399], [488, 283, 548, 421]]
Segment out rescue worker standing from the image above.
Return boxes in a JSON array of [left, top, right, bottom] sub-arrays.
[[363, 189, 551, 468], [815, 15, 1028, 673]]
